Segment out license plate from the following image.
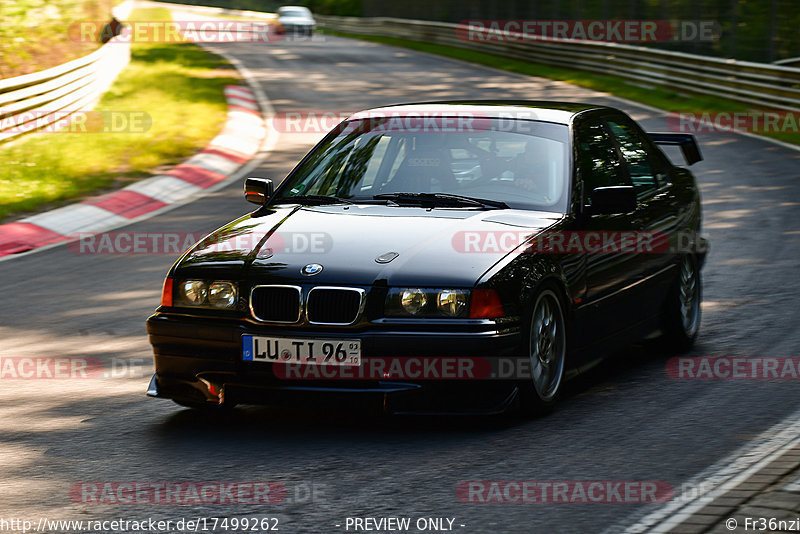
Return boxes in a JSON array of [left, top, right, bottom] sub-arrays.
[[242, 335, 361, 367]]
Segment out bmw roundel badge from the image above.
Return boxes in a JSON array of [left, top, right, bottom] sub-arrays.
[[301, 263, 323, 276]]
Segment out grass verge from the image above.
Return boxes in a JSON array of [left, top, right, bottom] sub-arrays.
[[0, 6, 240, 222], [320, 28, 799, 147], [0, 0, 115, 78]]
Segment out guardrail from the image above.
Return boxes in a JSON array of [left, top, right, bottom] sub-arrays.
[[318, 16, 800, 111], [0, 2, 133, 144]]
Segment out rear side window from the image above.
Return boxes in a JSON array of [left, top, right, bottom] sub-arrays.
[[576, 120, 628, 205], [606, 118, 659, 195]]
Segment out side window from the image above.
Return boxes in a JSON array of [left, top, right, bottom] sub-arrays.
[[606, 118, 658, 195], [576, 120, 627, 205]]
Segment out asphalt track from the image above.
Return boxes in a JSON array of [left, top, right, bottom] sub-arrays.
[[1, 32, 799, 534]]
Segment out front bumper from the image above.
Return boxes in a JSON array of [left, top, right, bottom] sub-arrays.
[[279, 24, 314, 34], [146, 313, 522, 414]]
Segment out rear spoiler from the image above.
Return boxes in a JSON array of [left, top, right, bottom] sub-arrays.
[[647, 133, 703, 166]]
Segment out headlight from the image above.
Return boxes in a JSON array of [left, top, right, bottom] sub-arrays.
[[400, 289, 428, 315], [437, 290, 469, 317], [208, 282, 237, 309], [386, 288, 470, 317], [179, 280, 207, 305], [175, 280, 238, 309]]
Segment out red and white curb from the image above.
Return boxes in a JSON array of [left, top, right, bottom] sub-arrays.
[[0, 85, 265, 258]]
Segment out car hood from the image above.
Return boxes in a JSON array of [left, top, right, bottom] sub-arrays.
[[176, 204, 561, 287]]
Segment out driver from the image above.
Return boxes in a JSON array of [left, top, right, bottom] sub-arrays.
[[506, 139, 551, 193]]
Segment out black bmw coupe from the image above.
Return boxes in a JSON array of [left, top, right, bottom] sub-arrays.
[[146, 101, 708, 415]]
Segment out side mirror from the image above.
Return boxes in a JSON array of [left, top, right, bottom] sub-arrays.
[[588, 185, 637, 215], [244, 177, 274, 205]]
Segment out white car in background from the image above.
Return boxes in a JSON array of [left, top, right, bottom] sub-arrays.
[[277, 6, 316, 37]]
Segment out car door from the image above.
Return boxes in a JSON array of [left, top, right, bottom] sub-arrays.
[[604, 114, 678, 319], [574, 116, 643, 342]]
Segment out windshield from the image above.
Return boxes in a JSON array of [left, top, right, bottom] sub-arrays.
[[279, 7, 310, 17], [274, 116, 571, 212]]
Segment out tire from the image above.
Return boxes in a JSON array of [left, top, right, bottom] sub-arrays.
[[662, 254, 701, 353], [518, 286, 567, 416]]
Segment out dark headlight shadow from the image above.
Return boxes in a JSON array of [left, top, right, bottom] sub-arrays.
[[152, 337, 705, 442], [153, 400, 532, 439], [561, 336, 707, 402]]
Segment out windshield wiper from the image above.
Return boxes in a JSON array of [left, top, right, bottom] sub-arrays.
[[276, 195, 355, 205], [373, 192, 509, 209]]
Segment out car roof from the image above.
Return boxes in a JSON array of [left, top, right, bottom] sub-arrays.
[[346, 101, 615, 125]]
